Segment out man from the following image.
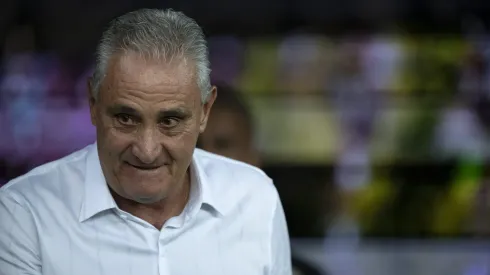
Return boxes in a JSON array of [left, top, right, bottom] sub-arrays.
[[198, 85, 324, 275], [0, 9, 292, 275], [197, 84, 260, 167]]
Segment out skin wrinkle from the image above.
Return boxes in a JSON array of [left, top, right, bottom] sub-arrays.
[[88, 50, 216, 229], [95, 49, 191, 100]]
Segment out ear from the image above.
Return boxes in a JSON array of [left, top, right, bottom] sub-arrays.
[[87, 77, 97, 126], [199, 86, 217, 133]]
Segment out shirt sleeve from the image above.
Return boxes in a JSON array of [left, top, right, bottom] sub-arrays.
[[0, 190, 42, 275], [269, 196, 292, 275]]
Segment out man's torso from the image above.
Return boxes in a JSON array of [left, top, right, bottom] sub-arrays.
[[2, 144, 277, 275]]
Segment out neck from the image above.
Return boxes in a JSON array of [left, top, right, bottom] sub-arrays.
[[112, 171, 191, 230]]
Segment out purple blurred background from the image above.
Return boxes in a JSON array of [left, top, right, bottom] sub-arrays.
[[2, 1, 490, 274]]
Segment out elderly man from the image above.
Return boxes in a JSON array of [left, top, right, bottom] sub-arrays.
[[0, 9, 292, 275]]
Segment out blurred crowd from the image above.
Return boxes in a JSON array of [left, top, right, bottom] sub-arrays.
[[2, 5, 490, 245], [2, 2, 490, 274], [1, 29, 490, 241]]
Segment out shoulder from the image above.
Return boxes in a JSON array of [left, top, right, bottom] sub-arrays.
[[194, 148, 280, 213], [0, 145, 91, 207], [194, 148, 277, 193]]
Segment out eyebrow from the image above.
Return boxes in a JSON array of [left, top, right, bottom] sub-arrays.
[[107, 104, 139, 116], [107, 104, 190, 118], [157, 108, 190, 119]]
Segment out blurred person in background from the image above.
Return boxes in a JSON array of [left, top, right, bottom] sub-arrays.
[[322, 34, 369, 275], [326, 34, 379, 237], [322, 33, 404, 275], [428, 32, 490, 273], [0, 53, 95, 169], [197, 84, 259, 167], [460, 26, 490, 237], [198, 84, 325, 275], [430, 30, 490, 237], [0, 9, 291, 275], [0, 54, 47, 166], [276, 33, 332, 94]]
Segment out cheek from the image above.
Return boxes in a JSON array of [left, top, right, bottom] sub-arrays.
[[97, 127, 133, 155]]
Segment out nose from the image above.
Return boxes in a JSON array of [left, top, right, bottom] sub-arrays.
[[131, 128, 162, 165]]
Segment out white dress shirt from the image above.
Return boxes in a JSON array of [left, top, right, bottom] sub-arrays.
[[0, 143, 292, 275]]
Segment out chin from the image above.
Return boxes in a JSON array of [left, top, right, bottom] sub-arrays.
[[128, 186, 169, 202]]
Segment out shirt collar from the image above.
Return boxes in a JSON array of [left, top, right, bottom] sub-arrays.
[[191, 149, 225, 216], [79, 144, 223, 223], [79, 144, 117, 222]]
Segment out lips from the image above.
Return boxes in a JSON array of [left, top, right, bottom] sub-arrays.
[[124, 161, 161, 170]]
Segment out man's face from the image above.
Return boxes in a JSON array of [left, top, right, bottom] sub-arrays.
[[198, 107, 259, 167], [89, 52, 215, 204]]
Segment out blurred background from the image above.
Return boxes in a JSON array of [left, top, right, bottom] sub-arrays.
[[2, 0, 490, 274]]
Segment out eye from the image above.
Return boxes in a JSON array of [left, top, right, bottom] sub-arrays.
[[161, 117, 180, 128], [115, 114, 137, 126]]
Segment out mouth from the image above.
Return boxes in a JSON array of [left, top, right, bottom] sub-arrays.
[[124, 161, 162, 171]]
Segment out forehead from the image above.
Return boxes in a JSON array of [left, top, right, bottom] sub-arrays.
[[101, 51, 199, 103]]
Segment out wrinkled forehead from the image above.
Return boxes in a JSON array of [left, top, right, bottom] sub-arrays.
[[104, 51, 197, 90]]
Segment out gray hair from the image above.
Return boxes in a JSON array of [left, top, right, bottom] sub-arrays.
[[91, 9, 212, 102]]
